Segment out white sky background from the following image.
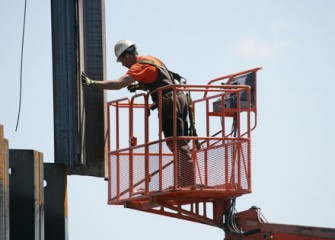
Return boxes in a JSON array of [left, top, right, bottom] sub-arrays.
[[1, 0, 335, 239]]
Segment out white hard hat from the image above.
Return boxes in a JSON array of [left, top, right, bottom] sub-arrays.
[[114, 39, 135, 61]]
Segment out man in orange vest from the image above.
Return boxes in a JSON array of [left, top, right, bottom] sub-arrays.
[[82, 39, 194, 187]]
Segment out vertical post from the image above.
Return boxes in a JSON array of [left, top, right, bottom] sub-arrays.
[[44, 163, 68, 240], [71, 0, 107, 177], [129, 99, 134, 195], [51, 0, 107, 177], [0, 125, 9, 240], [247, 140, 252, 191], [9, 150, 44, 240], [51, 0, 81, 167], [212, 198, 231, 229]]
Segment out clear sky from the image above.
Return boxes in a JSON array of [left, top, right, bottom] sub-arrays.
[[1, 1, 335, 239]]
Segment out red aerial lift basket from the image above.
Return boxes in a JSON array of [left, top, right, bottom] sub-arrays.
[[107, 68, 261, 227]]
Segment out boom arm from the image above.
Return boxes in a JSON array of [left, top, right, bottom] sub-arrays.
[[224, 206, 335, 240]]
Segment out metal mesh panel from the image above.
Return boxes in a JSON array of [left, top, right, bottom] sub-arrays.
[[109, 141, 176, 202], [109, 138, 250, 203], [132, 147, 146, 195], [192, 139, 250, 191], [110, 152, 131, 201], [148, 142, 174, 192], [240, 141, 250, 189], [148, 143, 160, 192], [119, 154, 130, 199], [207, 144, 227, 187], [161, 154, 174, 189]]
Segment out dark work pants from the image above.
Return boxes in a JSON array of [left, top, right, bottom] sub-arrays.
[[161, 92, 195, 187]]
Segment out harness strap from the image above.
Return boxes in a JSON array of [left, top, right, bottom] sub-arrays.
[[139, 60, 184, 84], [186, 92, 201, 150], [139, 60, 198, 144]]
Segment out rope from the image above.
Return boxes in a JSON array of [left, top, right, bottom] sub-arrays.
[[15, 0, 28, 131]]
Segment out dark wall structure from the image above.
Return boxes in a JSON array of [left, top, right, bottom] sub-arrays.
[[0, 1, 107, 239], [51, 0, 107, 177], [9, 150, 45, 240]]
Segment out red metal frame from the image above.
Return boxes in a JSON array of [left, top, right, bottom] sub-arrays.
[[225, 207, 335, 240], [105, 67, 335, 238], [107, 68, 260, 227]]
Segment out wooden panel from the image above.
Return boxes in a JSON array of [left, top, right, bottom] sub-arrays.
[[0, 125, 9, 240]]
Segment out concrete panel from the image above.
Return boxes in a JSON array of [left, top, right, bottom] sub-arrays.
[[0, 125, 9, 240], [9, 150, 44, 240], [44, 163, 68, 240]]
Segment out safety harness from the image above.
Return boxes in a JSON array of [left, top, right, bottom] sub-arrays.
[[128, 59, 200, 146]]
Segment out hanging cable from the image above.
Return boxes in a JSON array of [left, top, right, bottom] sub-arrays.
[[225, 197, 244, 235], [15, 0, 28, 131]]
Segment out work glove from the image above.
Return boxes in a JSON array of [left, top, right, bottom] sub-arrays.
[[127, 84, 139, 92], [127, 83, 141, 93], [81, 71, 97, 88]]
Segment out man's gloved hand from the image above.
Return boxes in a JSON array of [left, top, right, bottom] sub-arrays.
[[127, 83, 140, 93], [81, 71, 97, 88]]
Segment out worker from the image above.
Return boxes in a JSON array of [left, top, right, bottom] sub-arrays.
[[81, 39, 194, 187]]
